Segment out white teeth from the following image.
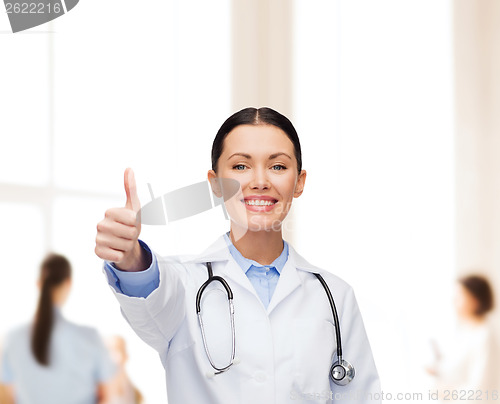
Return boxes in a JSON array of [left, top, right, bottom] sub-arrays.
[[245, 200, 276, 206]]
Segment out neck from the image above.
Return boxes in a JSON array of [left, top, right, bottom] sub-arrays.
[[459, 313, 486, 326], [229, 224, 284, 265]]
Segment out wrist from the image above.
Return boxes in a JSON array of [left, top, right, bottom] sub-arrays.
[[115, 242, 150, 272]]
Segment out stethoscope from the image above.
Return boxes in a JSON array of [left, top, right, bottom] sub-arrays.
[[195, 262, 355, 385]]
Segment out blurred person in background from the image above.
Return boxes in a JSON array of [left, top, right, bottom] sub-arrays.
[[0, 380, 14, 404], [427, 275, 499, 402], [0, 253, 116, 404], [106, 335, 144, 404], [0, 338, 14, 404]]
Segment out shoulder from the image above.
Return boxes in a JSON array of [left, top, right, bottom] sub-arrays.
[[287, 246, 363, 321], [153, 234, 232, 277], [288, 243, 353, 292], [475, 321, 497, 345], [2, 324, 31, 358], [5, 323, 30, 337], [59, 318, 103, 344], [4, 323, 30, 344]]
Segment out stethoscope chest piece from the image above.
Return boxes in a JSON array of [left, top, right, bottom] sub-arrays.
[[330, 358, 355, 386]]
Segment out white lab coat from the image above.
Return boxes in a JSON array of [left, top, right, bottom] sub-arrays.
[[431, 320, 500, 403], [108, 235, 381, 403]]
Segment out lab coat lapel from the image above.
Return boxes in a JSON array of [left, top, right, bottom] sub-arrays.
[[184, 234, 257, 297], [266, 258, 301, 314], [185, 235, 231, 264], [219, 259, 258, 298], [186, 235, 322, 310], [267, 244, 321, 315]]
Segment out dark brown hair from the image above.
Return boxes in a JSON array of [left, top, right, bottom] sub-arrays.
[[459, 275, 494, 317], [211, 107, 302, 173], [31, 253, 71, 366]]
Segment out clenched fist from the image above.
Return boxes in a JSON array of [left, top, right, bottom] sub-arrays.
[[95, 168, 150, 271]]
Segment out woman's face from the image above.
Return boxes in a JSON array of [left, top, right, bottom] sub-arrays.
[[454, 284, 479, 319], [208, 124, 306, 234]]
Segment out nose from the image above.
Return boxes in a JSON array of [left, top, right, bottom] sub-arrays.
[[249, 167, 270, 190]]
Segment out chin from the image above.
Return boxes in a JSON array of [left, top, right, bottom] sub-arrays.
[[228, 217, 283, 234], [247, 216, 284, 232]]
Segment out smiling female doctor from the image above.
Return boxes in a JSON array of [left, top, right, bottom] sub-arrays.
[[95, 107, 381, 403]]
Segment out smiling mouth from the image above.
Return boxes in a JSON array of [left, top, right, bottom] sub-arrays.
[[243, 199, 277, 206]]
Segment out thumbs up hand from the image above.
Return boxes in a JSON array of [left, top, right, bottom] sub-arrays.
[[124, 167, 141, 213], [95, 168, 150, 271]]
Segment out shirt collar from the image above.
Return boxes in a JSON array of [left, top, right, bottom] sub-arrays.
[[53, 306, 64, 321], [223, 232, 289, 275]]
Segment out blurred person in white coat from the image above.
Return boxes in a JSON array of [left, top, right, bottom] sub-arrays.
[[0, 254, 116, 404], [95, 107, 381, 403], [427, 275, 499, 403]]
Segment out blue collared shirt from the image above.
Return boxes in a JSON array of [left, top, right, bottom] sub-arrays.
[[0, 309, 116, 404], [103, 235, 289, 308], [223, 232, 288, 308]]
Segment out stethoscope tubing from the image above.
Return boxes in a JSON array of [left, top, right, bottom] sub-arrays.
[[196, 261, 354, 384], [196, 262, 236, 374], [313, 272, 343, 362]]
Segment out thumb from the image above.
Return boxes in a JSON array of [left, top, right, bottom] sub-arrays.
[[124, 168, 141, 212]]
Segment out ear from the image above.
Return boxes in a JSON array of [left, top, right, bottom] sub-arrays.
[[207, 170, 222, 198], [294, 169, 307, 198]]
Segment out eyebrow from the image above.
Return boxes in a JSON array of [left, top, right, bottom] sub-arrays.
[[228, 152, 292, 160], [269, 152, 292, 160]]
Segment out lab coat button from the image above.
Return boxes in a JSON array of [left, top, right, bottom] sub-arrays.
[[254, 371, 267, 382]]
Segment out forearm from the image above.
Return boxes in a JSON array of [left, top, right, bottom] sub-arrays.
[[104, 246, 186, 354]]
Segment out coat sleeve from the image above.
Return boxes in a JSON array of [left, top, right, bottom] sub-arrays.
[[333, 285, 381, 403], [104, 251, 187, 355]]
